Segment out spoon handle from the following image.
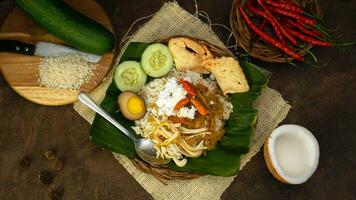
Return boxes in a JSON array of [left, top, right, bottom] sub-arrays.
[[78, 92, 136, 141]]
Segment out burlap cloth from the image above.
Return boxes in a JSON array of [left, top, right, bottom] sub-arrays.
[[73, 2, 291, 199]]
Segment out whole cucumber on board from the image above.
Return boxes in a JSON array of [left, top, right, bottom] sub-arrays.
[[14, 0, 115, 55]]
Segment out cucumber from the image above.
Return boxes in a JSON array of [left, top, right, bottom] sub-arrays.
[[14, 0, 115, 55], [141, 43, 173, 77], [114, 61, 147, 92]]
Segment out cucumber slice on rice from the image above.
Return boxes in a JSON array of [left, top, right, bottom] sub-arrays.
[[114, 61, 147, 92], [141, 43, 173, 77]]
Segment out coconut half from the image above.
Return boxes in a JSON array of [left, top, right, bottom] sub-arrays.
[[264, 124, 319, 184]]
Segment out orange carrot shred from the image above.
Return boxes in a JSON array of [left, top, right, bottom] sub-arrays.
[[190, 98, 208, 116], [174, 97, 190, 112]]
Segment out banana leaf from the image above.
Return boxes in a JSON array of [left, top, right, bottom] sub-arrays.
[[90, 42, 271, 176]]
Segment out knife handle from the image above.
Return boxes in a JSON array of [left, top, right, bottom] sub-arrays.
[[0, 40, 35, 55]]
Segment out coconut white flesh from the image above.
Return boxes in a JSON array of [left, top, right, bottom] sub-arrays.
[[267, 124, 319, 184]]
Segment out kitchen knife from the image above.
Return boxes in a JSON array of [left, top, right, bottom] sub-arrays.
[[0, 40, 102, 63]]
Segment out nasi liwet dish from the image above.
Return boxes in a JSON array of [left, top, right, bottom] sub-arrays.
[[114, 37, 250, 167]]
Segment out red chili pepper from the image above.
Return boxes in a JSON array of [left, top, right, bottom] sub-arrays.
[[247, 0, 286, 45], [238, 5, 303, 61], [179, 79, 197, 97], [256, 0, 298, 46], [250, 19, 268, 50], [285, 27, 332, 46], [259, 19, 268, 30], [283, 18, 321, 37], [277, 0, 320, 20], [279, 0, 302, 7], [269, 6, 317, 26], [265, 0, 304, 14]]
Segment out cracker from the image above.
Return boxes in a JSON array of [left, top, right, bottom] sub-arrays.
[[168, 37, 213, 74], [204, 57, 249, 94]]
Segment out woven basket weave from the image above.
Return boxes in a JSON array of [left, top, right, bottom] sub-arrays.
[[131, 37, 232, 181], [230, 0, 321, 63]]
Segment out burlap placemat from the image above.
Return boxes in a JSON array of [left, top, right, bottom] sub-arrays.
[[73, 2, 291, 199]]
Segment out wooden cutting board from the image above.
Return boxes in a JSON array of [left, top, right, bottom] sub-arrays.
[[0, 0, 116, 106]]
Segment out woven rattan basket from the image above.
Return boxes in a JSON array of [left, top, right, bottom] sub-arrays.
[[230, 0, 321, 63], [129, 37, 232, 181]]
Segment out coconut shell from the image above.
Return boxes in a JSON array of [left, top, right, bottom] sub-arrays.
[[263, 139, 290, 184]]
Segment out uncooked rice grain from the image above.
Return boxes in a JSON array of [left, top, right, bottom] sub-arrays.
[[38, 53, 96, 90]]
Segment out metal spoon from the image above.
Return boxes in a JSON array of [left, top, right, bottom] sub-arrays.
[[78, 92, 170, 165]]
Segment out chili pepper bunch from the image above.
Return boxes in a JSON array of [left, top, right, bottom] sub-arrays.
[[238, 0, 336, 62]]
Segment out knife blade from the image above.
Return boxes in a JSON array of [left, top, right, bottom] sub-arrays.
[[0, 40, 101, 63]]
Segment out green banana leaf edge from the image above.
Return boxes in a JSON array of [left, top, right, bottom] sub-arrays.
[[90, 42, 271, 176]]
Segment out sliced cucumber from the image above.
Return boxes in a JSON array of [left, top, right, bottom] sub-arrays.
[[141, 43, 173, 77], [114, 61, 147, 92]]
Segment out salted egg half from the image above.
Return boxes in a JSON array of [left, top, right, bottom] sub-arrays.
[[264, 124, 319, 184]]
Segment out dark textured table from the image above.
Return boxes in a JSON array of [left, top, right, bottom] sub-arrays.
[[0, 0, 355, 199]]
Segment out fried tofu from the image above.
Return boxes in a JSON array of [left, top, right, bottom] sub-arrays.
[[168, 37, 213, 74], [204, 57, 249, 95]]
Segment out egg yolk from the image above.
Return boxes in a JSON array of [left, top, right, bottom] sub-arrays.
[[127, 96, 145, 115]]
